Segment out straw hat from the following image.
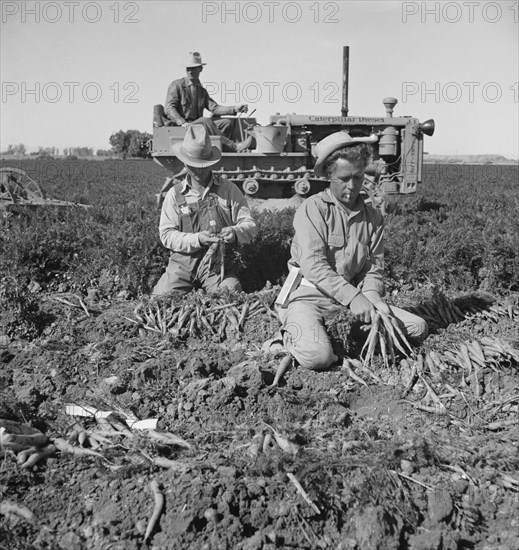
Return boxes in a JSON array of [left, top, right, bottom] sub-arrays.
[[172, 125, 221, 168], [185, 51, 206, 68], [313, 131, 377, 177]]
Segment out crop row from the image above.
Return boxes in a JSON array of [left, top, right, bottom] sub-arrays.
[[1, 160, 518, 304]]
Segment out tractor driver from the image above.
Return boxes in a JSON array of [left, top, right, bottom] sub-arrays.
[[152, 125, 257, 296], [164, 52, 252, 153], [274, 132, 428, 370]]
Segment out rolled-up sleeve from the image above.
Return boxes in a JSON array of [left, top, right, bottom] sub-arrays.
[[292, 200, 361, 306], [226, 182, 257, 244], [158, 190, 203, 253]]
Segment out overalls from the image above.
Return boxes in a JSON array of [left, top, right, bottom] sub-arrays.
[[152, 182, 240, 295]]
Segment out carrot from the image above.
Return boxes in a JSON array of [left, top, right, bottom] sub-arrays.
[[54, 437, 103, 458], [19, 444, 56, 469], [0, 425, 47, 452], [262, 422, 299, 455], [466, 342, 486, 368], [238, 303, 249, 331], [105, 416, 133, 437], [350, 358, 385, 385], [165, 309, 181, 329], [424, 353, 437, 377], [473, 361, 482, 398], [470, 340, 487, 365], [401, 361, 418, 398], [217, 313, 228, 340], [77, 431, 88, 447], [188, 313, 197, 336], [151, 457, 190, 472], [342, 360, 370, 390], [386, 313, 414, 355], [403, 400, 448, 416], [271, 355, 292, 387], [0, 501, 36, 523], [420, 376, 446, 411], [262, 432, 272, 454], [155, 302, 165, 333], [225, 311, 239, 331], [459, 343, 473, 373], [360, 313, 379, 361], [429, 351, 444, 371], [146, 429, 191, 449], [17, 446, 38, 465], [415, 354, 424, 376], [378, 312, 410, 358], [385, 326, 396, 366], [378, 330, 388, 368], [177, 307, 194, 330], [144, 479, 164, 542]]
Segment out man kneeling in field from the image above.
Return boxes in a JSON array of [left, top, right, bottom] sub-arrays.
[[152, 125, 257, 295], [275, 132, 427, 370]]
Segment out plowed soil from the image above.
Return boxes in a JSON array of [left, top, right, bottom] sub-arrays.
[[1, 286, 518, 550]]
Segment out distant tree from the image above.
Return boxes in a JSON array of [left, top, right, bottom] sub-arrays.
[[109, 130, 152, 158], [109, 130, 131, 158], [64, 147, 94, 158], [2, 143, 26, 155]]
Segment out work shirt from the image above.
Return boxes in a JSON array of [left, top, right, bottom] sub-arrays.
[[165, 77, 235, 126], [288, 188, 385, 307], [159, 174, 257, 253]]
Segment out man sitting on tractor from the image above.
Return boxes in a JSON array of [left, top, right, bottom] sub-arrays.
[[152, 125, 257, 296], [274, 132, 428, 370], [161, 51, 252, 152]]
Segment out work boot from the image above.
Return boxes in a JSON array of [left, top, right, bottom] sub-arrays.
[[221, 135, 253, 153], [235, 135, 253, 152], [221, 136, 237, 152]]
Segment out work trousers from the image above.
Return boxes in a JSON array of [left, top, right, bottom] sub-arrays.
[[277, 287, 428, 371], [190, 117, 236, 148], [152, 253, 240, 296]]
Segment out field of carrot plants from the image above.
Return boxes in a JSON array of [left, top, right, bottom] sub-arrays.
[[1, 159, 518, 550]]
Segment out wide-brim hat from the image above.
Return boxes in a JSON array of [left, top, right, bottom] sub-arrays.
[[172, 125, 221, 168], [185, 51, 206, 68], [313, 131, 377, 177]]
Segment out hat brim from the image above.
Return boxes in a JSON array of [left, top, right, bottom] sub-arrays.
[[314, 135, 377, 177], [185, 63, 206, 68], [172, 141, 221, 168]]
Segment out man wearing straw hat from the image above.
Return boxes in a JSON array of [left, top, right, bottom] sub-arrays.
[[152, 125, 257, 296], [164, 51, 252, 152], [273, 131, 427, 370]]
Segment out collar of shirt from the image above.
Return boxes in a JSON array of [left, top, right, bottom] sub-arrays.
[[323, 188, 365, 219], [183, 77, 201, 88], [178, 174, 220, 199]]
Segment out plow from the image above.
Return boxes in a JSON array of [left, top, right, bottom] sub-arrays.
[[0, 167, 91, 211]]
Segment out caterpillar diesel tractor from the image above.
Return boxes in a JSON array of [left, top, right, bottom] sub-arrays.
[[150, 47, 435, 207]]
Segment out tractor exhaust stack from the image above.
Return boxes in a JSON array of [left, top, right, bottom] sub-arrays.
[[341, 46, 349, 117]]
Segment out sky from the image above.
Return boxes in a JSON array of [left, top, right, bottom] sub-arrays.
[[1, 0, 518, 157]]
